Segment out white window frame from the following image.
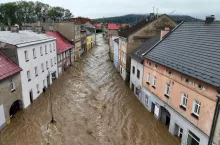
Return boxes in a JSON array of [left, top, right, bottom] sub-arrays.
[[45, 45, 47, 54], [147, 73, 151, 83], [152, 76, 156, 87], [40, 46, 43, 56], [53, 43, 55, 51], [24, 50, 29, 61], [41, 63, 44, 72], [46, 61, 49, 69], [165, 83, 170, 96], [33, 48, 36, 58], [181, 93, 188, 108], [145, 95, 149, 107], [27, 71, 31, 81], [35, 67, 38, 76], [192, 100, 201, 116], [36, 84, 39, 93], [9, 78, 16, 91]]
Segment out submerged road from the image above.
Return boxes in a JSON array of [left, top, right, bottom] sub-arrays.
[[0, 34, 180, 145]]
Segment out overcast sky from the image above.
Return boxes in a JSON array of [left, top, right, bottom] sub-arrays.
[[1, 0, 220, 19]]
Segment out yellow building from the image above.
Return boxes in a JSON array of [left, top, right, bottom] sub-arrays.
[[86, 29, 93, 51]]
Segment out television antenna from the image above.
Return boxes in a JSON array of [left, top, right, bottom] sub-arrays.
[[169, 9, 176, 15]]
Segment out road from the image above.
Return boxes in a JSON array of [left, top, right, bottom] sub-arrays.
[[0, 34, 180, 145]]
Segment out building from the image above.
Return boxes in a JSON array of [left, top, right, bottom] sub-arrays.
[[84, 22, 96, 46], [0, 28, 58, 108], [141, 18, 220, 145], [0, 52, 22, 130], [108, 24, 121, 61], [118, 14, 176, 82], [113, 38, 119, 70], [80, 26, 87, 56], [46, 31, 74, 76], [86, 29, 93, 51], [72, 17, 94, 25]]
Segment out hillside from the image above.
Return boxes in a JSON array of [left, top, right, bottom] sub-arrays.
[[93, 14, 203, 24]]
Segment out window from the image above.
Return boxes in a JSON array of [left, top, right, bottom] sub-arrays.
[[132, 66, 135, 74], [41, 63, 44, 72], [60, 54, 63, 60], [46, 61, 49, 69], [145, 95, 149, 107], [40, 46, 43, 56], [45, 45, 47, 54], [164, 83, 170, 98], [185, 78, 189, 83], [178, 128, 183, 139], [36, 84, 39, 93], [137, 69, 140, 79], [149, 62, 151, 66], [35, 67, 38, 76], [24, 50, 29, 61], [187, 131, 200, 145], [51, 59, 53, 67], [58, 55, 60, 62], [54, 57, 56, 64], [192, 100, 201, 117], [53, 43, 55, 51], [152, 76, 156, 88], [154, 64, 158, 69], [33, 48, 36, 59], [198, 84, 204, 89], [50, 44, 52, 52], [63, 52, 65, 58], [27, 71, 31, 81], [168, 71, 172, 76], [10, 78, 15, 91], [146, 73, 150, 84], [180, 93, 188, 109]]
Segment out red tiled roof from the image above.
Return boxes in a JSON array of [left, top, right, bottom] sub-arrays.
[[72, 17, 94, 24], [45, 31, 73, 54], [108, 24, 121, 30], [0, 52, 22, 81], [94, 23, 102, 28]]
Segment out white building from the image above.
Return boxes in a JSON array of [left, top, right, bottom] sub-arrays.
[[129, 35, 161, 102], [0, 29, 58, 108]]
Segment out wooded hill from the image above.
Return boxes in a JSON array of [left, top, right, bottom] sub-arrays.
[[93, 14, 203, 24]]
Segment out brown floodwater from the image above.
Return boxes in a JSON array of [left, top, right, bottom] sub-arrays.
[[0, 34, 180, 145]]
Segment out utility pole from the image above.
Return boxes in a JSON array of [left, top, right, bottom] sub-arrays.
[[48, 71, 56, 124]]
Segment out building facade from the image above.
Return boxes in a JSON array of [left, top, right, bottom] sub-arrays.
[[118, 14, 176, 82], [140, 20, 220, 145], [75, 24, 81, 59], [113, 38, 119, 70], [0, 52, 22, 130], [80, 26, 87, 56], [0, 30, 58, 108], [86, 29, 93, 51], [46, 31, 74, 76]]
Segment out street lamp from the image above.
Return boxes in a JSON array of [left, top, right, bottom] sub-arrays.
[[48, 71, 56, 124]]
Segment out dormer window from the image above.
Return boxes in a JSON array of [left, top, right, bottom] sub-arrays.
[[149, 62, 152, 66], [185, 78, 189, 83], [168, 71, 172, 76], [198, 84, 204, 89], [154, 64, 158, 69]]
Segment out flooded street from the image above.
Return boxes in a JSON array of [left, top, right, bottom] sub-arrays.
[[0, 34, 179, 145]]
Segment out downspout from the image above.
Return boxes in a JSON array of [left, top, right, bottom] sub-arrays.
[[208, 87, 220, 145]]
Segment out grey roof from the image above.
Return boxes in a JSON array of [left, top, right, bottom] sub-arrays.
[[144, 22, 220, 88], [86, 29, 92, 36], [0, 30, 55, 47], [130, 34, 161, 63]]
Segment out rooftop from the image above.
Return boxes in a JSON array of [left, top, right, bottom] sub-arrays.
[[145, 22, 220, 88], [0, 52, 22, 81], [108, 24, 121, 30], [45, 31, 73, 54], [130, 34, 160, 63], [0, 30, 55, 47]]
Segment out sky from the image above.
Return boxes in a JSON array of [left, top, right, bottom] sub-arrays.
[[1, 0, 220, 19]]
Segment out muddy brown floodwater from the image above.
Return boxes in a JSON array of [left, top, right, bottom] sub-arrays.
[[0, 34, 180, 145]]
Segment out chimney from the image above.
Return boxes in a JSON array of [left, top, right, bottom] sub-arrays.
[[160, 27, 170, 40], [205, 15, 215, 23], [11, 25, 19, 33]]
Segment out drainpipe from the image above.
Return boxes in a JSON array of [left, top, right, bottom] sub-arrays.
[[208, 87, 220, 145]]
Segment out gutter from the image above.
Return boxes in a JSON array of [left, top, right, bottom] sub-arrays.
[[208, 87, 220, 145]]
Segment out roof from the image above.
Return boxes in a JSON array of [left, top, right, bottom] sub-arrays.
[[94, 23, 102, 28], [108, 24, 120, 30], [119, 14, 169, 38], [0, 30, 55, 47], [0, 52, 22, 81], [130, 34, 160, 63], [144, 22, 220, 88], [84, 22, 96, 29], [86, 29, 92, 36], [45, 31, 73, 54], [72, 17, 94, 24]]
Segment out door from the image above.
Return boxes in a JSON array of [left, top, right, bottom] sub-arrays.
[[131, 83, 135, 93], [0, 105, 6, 126], [47, 75, 50, 86], [29, 90, 33, 104]]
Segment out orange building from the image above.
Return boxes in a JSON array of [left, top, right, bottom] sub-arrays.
[[140, 17, 220, 145]]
